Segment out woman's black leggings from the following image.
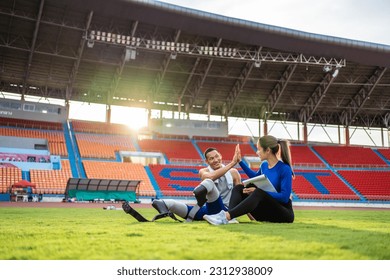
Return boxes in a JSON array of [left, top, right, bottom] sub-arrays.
[[229, 184, 294, 223]]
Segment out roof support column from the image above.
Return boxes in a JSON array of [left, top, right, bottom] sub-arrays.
[[65, 101, 70, 120], [207, 100, 211, 121], [263, 120, 268, 136], [106, 105, 111, 124], [303, 123, 308, 144], [338, 125, 341, 144], [345, 126, 350, 146], [381, 127, 385, 147]]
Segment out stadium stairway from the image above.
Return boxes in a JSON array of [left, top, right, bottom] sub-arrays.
[[63, 121, 86, 178], [115, 151, 122, 162], [290, 192, 299, 200], [295, 171, 330, 195], [308, 146, 331, 169], [249, 140, 257, 153], [144, 165, 161, 198], [192, 139, 205, 160], [69, 122, 86, 178], [131, 136, 142, 152], [22, 170, 30, 181], [372, 149, 390, 166]]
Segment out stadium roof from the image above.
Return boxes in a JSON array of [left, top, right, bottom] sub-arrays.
[[0, 0, 389, 128]]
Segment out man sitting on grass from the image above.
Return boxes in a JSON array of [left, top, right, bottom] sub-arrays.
[[122, 146, 242, 222]]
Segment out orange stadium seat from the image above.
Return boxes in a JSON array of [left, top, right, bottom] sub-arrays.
[[30, 160, 72, 194], [0, 167, 22, 193], [83, 161, 155, 196], [71, 120, 133, 135], [75, 133, 136, 159]]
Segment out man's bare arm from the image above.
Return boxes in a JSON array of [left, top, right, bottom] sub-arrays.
[[199, 160, 237, 181]]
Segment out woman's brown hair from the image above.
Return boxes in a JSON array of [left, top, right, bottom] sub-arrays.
[[258, 135, 294, 175]]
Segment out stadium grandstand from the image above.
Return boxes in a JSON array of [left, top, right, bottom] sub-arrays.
[[0, 0, 389, 206]]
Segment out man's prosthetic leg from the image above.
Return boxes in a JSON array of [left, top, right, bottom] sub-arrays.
[[151, 199, 181, 222], [186, 179, 217, 222], [122, 200, 181, 222], [122, 179, 219, 223], [122, 201, 149, 222]]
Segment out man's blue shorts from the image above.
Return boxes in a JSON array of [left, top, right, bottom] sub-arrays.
[[187, 196, 228, 221]]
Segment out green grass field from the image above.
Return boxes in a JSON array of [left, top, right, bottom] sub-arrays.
[[1, 206, 389, 260]]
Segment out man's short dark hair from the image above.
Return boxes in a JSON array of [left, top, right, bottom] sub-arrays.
[[204, 147, 217, 159]]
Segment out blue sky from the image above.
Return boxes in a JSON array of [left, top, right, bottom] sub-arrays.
[[157, 0, 390, 46]]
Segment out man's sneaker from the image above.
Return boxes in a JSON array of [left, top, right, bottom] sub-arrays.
[[228, 218, 239, 224], [203, 210, 228, 225]]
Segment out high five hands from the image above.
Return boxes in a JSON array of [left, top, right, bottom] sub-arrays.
[[233, 144, 242, 165]]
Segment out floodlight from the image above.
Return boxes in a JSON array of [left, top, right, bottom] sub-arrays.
[[323, 65, 332, 72], [87, 40, 94, 48]]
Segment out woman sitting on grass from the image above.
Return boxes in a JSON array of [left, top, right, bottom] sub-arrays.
[[203, 135, 295, 225]]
